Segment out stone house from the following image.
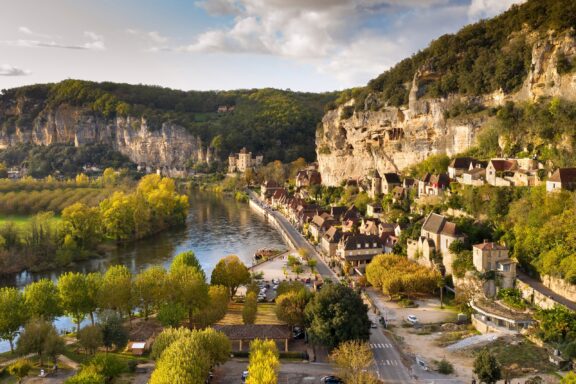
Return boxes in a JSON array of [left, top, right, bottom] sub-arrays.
[[382, 173, 402, 195], [359, 218, 380, 236], [546, 168, 576, 192], [418, 173, 450, 197], [295, 169, 321, 188], [309, 213, 336, 243], [486, 158, 541, 187], [261, 180, 283, 199], [271, 188, 287, 208], [473, 241, 516, 289], [448, 157, 486, 179], [368, 170, 382, 198], [460, 167, 486, 186], [321, 226, 343, 259], [407, 213, 465, 275], [366, 203, 384, 219], [336, 233, 384, 272]]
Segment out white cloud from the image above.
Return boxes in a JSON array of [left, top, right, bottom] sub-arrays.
[[468, 0, 526, 19], [127, 28, 169, 43], [0, 64, 31, 76], [3, 28, 105, 50]]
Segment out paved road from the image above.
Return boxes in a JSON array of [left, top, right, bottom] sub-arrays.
[[369, 325, 412, 383]]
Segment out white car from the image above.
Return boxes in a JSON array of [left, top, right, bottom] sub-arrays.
[[406, 315, 418, 324]]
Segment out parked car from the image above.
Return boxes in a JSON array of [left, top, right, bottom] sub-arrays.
[[416, 356, 428, 371], [321, 376, 343, 383], [406, 315, 418, 324]]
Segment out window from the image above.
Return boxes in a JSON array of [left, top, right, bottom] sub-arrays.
[[357, 244, 361, 249], [373, 243, 377, 247], [365, 243, 369, 248]]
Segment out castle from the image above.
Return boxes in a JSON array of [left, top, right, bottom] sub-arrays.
[[228, 147, 263, 173]]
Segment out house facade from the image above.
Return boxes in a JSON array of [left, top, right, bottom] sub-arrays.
[[473, 241, 516, 289], [546, 168, 576, 192], [228, 147, 264, 173], [336, 233, 384, 272]]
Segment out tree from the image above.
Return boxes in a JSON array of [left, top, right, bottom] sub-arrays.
[[86, 353, 126, 382], [157, 302, 187, 328], [0, 287, 28, 352], [211, 255, 251, 298], [169, 264, 209, 326], [85, 272, 103, 326], [133, 266, 167, 320], [170, 250, 205, 280], [276, 281, 307, 297], [305, 284, 370, 349], [7, 359, 33, 384], [65, 366, 106, 384], [99, 311, 128, 352], [192, 328, 231, 368], [246, 339, 280, 384], [23, 278, 62, 321], [150, 335, 211, 384], [150, 327, 193, 360], [473, 349, 502, 384], [562, 372, 576, 384], [275, 290, 312, 329], [77, 325, 104, 355], [196, 285, 230, 327], [243, 292, 258, 325], [58, 272, 91, 334], [17, 319, 65, 366], [330, 340, 377, 384], [98, 265, 133, 318], [61, 203, 102, 249]]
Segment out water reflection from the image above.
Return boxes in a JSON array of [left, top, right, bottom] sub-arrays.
[[0, 191, 285, 352]]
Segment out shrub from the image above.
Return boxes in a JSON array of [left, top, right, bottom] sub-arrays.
[[437, 358, 454, 374]]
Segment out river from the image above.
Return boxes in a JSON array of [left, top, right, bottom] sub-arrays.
[[0, 191, 286, 353]]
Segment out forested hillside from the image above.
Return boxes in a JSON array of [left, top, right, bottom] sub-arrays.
[[0, 80, 337, 163]]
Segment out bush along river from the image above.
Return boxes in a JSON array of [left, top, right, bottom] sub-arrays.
[[0, 191, 286, 353]]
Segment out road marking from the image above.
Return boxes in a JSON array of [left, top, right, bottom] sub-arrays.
[[370, 343, 393, 349]]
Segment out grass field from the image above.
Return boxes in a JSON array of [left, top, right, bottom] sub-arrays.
[[218, 303, 285, 326], [0, 215, 62, 232]]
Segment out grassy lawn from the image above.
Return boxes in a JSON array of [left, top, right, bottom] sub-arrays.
[[218, 303, 285, 326], [0, 215, 61, 232]]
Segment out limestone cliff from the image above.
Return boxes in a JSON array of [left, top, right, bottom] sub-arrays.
[[0, 104, 211, 168], [317, 32, 576, 186]]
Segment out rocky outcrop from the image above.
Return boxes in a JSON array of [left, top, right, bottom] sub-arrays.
[[317, 33, 576, 186], [0, 104, 211, 168]]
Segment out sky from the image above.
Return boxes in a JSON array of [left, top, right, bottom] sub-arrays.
[[0, 0, 524, 92]]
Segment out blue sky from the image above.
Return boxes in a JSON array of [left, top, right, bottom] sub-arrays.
[[0, 0, 524, 92]]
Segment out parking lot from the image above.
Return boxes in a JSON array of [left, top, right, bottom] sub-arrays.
[[213, 359, 336, 384]]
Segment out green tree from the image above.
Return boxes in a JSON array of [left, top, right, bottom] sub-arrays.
[[7, 359, 33, 384], [305, 284, 370, 349], [0, 287, 28, 352], [242, 292, 258, 325], [85, 272, 103, 326], [23, 278, 61, 321], [330, 340, 377, 384], [65, 366, 106, 384], [16, 319, 65, 366], [211, 255, 251, 298], [86, 353, 126, 382], [149, 335, 211, 384], [276, 281, 307, 297], [77, 325, 104, 355], [157, 302, 187, 328], [169, 264, 209, 326], [133, 266, 167, 320], [473, 349, 502, 384], [150, 327, 193, 360], [99, 311, 128, 352], [196, 285, 230, 327], [61, 203, 102, 249], [246, 339, 280, 384], [275, 290, 312, 329], [170, 250, 205, 278], [98, 265, 133, 318], [58, 272, 91, 334], [562, 372, 576, 384]]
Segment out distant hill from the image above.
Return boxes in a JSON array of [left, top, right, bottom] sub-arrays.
[[0, 80, 337, 167]]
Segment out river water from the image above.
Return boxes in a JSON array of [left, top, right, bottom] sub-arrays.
[[0, 191, 286, 352]]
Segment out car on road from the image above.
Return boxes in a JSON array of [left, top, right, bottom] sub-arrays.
[[370, 321, 377, 329], [321, 376, 343, 383], [241, 370, 249, 382], [416, 356, 428, 371], [406, 315, 418, 324]]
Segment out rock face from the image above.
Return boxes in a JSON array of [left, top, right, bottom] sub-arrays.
[[0, 104, 210, 168], [317, 33, 576, 186]]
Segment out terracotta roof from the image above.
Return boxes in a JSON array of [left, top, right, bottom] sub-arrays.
[[382, 173, 401, 184], [489, 159, 518, 172], [549, 168, 576, 184], [213, 325, 291, 340], [473, 242, 507, 251], [272, 189, 287, 199]]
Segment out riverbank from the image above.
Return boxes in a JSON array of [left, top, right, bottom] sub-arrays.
[[247, 191, 338, 281]]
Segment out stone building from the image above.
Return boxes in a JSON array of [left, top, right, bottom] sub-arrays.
[[336, 233, 384, 272], [228, 147, 263, 173], [546, 168, 576, 192], [473, 241, 516, 289]]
